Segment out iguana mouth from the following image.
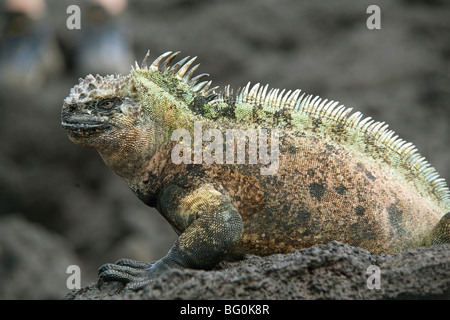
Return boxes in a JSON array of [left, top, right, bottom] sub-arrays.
[[61, 116, 111, 135]]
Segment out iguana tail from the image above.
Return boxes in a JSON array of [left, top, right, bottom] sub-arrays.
[[424, 212, 450, 246]]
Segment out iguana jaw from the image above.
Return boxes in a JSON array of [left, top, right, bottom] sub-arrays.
[[62, 107, 156, 183], [61, 115, 112, 137], [60, 105, 119, 149]]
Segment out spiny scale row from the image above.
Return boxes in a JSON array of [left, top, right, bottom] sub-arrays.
[[133, 50, 219, 97]]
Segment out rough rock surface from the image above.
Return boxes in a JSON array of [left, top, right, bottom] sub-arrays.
[[0, 215, 80, 299], [65, 241, 450, 300]]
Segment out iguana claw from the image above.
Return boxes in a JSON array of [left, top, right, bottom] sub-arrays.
[[98, 259, 168, 290]]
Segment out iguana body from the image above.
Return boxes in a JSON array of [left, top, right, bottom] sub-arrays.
[[61, 50, 450, 290]]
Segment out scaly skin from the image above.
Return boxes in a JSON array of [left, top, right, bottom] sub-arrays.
[[61, 50, 450, 290]]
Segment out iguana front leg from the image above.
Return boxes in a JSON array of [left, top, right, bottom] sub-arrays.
[[98, 184, 244, 290]]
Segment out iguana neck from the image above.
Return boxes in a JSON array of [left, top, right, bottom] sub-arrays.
[[98, 125, 170, 192], [127, 141, 177, 207]]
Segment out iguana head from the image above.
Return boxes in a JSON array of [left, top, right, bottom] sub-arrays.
[[61, 74, 138, 149], [61, 70, 175, 185], [61, 51, 217, 182]]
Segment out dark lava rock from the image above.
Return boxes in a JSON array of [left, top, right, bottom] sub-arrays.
[[0, 215, 80, 299], [64, 241, 450, 300]]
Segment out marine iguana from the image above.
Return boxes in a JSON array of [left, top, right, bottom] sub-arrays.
[[61, 50, 450, 290]]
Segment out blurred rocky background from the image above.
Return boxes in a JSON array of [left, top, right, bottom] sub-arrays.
[[0, 0, 448, 299]]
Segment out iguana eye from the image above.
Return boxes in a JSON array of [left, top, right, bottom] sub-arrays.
[[101, 101, 114, 108], [97, 98, 121, 110]]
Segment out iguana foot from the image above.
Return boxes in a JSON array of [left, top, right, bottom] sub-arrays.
[[98, 258, 170, 290], [98, 185, 244, 291]]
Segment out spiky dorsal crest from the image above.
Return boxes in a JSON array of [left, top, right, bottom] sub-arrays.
[[132, 50, 218, 99]]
